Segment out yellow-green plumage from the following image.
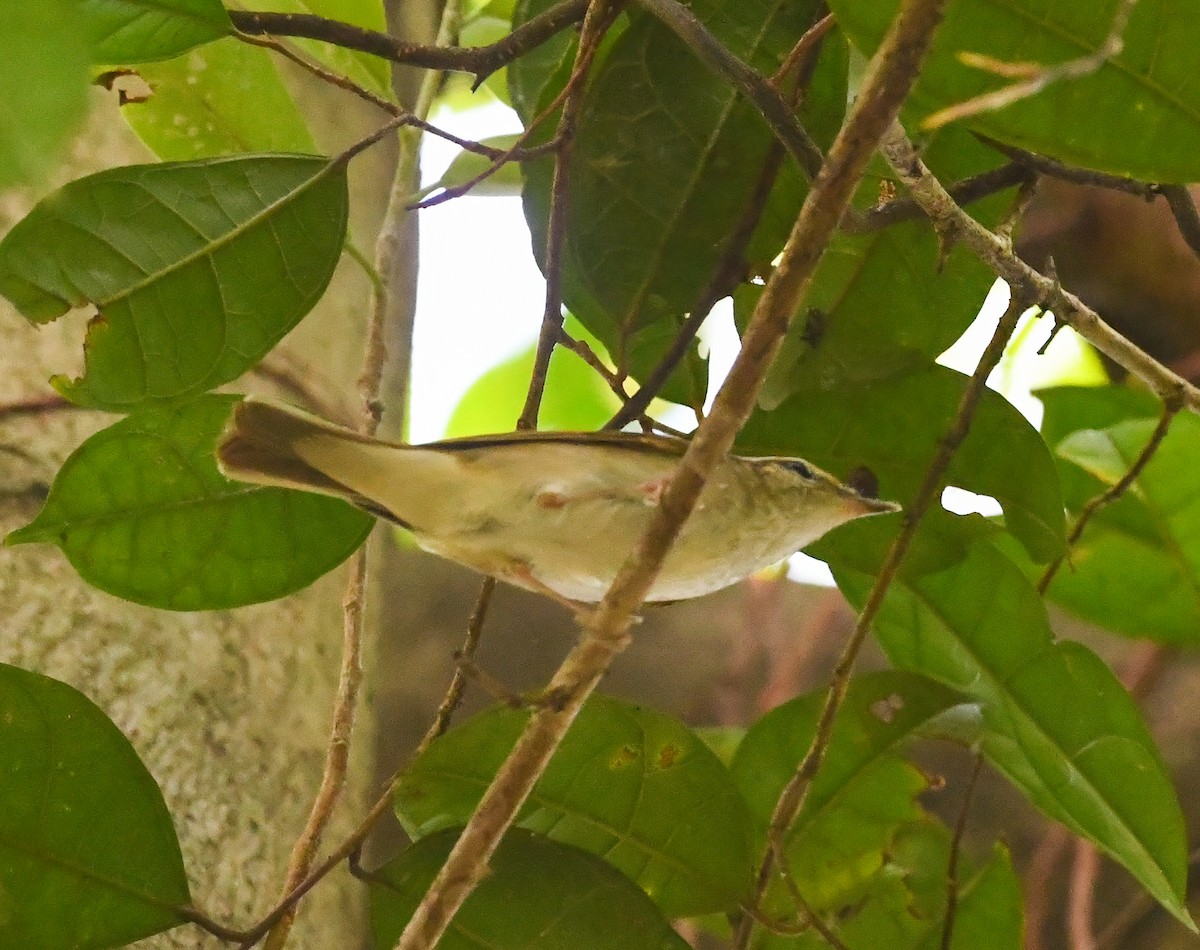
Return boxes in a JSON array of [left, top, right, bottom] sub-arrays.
[[217, 399, 898, 603]]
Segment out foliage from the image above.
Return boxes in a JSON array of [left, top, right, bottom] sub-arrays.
[[2, 0, 1199, 947]]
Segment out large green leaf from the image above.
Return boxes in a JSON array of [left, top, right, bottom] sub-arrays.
[[0, 664, 189, 948], [82, 0, 231, 65], [829, 0, 1200, 182], [755, 130, 1009, 406], [122, 38, 317, 159], [731, 672, 967, 917], [5, 396, 372, 610], [0, 1, 90, 188], [395, 694, 754, 917], [370, 828, 689, 950], [0, 154, 348, 410], [738, 363, 1066, 563], [519, 0, 844, 404], [834, 541, 1192, 928]]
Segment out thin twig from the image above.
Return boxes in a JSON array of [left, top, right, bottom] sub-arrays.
[[877, 121, 1200, 414], [235, 31, 401, 114], [941, 753, 985, 950], [734, 293, 1024, 949], [603, 130, 786, 430], [235, 580, 497, 949], [1160, 184, 1200, 261], [228, 0, 589, 84], [0, 394, 74, 419], [394, 0, 948, 946], [258, 6, 463, 947], [922, 0, 1140, 130], [630, 0, 824, 181], [841, 161, 1033, 234], [1024, 824, 1074, 950], [771, 13, 835, 88], [1038, 397, 1182, 593], [604, 5, 832, 431], [974, 136, 1158, 200], [1067, 840, 1101, 950], [410, 82, 571, 209], [235, 30, 556, 166], [517, 0, 621, 429]]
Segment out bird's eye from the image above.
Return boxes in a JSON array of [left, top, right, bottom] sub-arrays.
[[782, 460, 812, 479]]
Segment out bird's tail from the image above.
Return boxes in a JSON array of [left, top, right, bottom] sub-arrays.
[[216, 399, 402, 521]]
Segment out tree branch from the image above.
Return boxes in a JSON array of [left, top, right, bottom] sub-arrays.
[[1038, 397, 1182, 593], [734, 291, 1024, 948], [518, 0, 621, 429], [393, 1, 949, 947], [630, 0, 825, 181], [229, 0, 588, 84], [877, 122, 1200, 414]]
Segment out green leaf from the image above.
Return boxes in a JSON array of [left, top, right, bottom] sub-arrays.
[[519, 0, 842, 404], [122, 38, 317, 159], [0, 154, 348, 410], [5, 396, 372, 610], [370, 828, 689, 950], [508, 0, 591, 124], [395, 694, 754, 917], [829, 0, 1200, 182], [444, 326, 619, 437], [1002, 385, 1200, 646], [834, 541, 1193, 928], [754, 825, 1023, 950], [731, 672, 966, 916], [241, 0, 392, 98], [0, 1, 90, 188], [0, 664, 189, 948], [1044, 412, 1200, 647], [737, 363, 1066, 563], [82, 0, 231, 65], [755, 130, 1009, 406]]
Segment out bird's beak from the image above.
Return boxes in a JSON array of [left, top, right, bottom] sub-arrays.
[[840, 492, 901, 517]]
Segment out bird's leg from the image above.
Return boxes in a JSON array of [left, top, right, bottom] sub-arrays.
[[498, 558, 597, 624]]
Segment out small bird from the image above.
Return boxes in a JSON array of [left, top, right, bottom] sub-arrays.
[[217, 399, 899, 605]]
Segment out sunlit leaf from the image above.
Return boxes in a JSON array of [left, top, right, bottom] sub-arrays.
[[444, 321, 619, 437], [395, 694, 754, 916], [370, 828, 689, 950], [0, 154, 348, 410], [0, 664, 189, 948], [5, 396, 372, 610]]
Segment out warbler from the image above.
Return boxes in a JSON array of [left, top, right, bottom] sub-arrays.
[[217, 399, 898, 604]]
